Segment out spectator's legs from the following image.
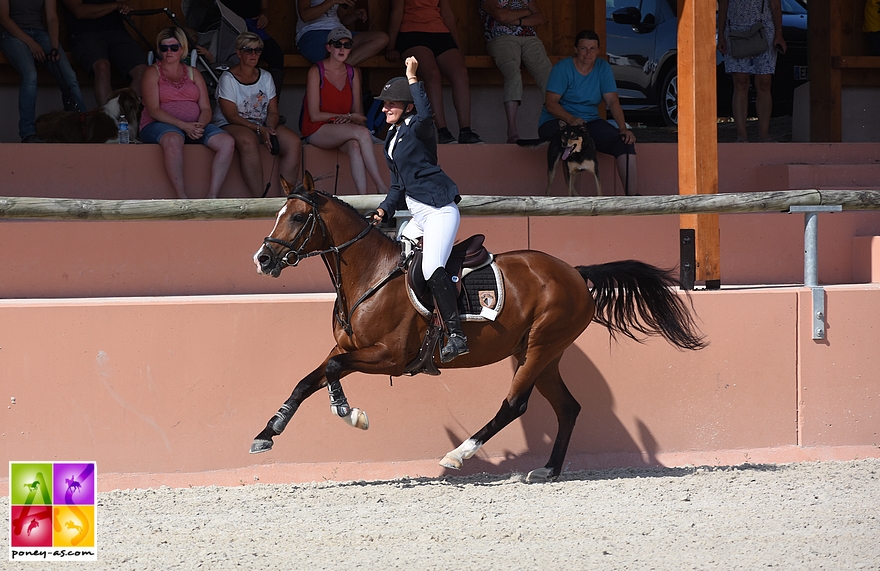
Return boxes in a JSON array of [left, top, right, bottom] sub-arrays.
[[309, 124, 388, 194], [435, 48, 471, 130], [616, 153, 638, 196], [224, 124, 265, 197], [92, 59, 113, 107], [39, 34, 87, 112], [488, 35, 523, 142], [731, 72, 750, 142], [0, 30, 41, 140], [128, 64, 148, 97], [520, 36, 551, 96], [754, 73, 773, 142], [276, 125, 302, 190], [205, 132, 235, 199], [348, 31, 388, 67], [403, 46, 447, 129], [158, 132, 188, 198]]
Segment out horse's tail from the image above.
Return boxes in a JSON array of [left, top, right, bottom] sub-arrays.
[[576, 260, 707, 351]]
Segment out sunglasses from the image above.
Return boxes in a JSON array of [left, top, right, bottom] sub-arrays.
[[329, 40, 354, 49], [240, 46, 264, 55], [158, 43, 181, 53]]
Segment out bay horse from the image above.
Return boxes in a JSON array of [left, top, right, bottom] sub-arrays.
[[251, 174, 705, 482]]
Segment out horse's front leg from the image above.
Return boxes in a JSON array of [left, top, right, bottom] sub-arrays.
[[323, 344, 399, 429], [250, 348, 342, 454]]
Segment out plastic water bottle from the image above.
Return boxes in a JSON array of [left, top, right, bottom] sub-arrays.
[[118, 114, 129, 144]]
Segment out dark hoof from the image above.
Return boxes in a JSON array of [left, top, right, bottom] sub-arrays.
[[250, 439, 274, 454]]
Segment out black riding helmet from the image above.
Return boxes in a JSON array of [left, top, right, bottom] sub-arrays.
[[375, 77, 414, 103]]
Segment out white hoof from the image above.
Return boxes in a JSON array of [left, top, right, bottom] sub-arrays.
[[526, 467, 555, 483], [439, 455, 462, 470], [332, 406, 369, 430]]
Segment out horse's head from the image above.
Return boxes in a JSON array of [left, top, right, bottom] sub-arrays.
[[254, 172, 326, 277]]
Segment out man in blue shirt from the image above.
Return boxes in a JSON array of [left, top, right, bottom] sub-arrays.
[[539, 29, 638, 195]]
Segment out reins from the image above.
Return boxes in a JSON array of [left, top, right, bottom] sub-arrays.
[[263, 192, 401, 335]]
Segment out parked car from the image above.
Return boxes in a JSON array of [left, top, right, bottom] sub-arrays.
[[605, 0, 808, 125]]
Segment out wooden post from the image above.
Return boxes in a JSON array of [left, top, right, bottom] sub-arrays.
[[809, 0, 843, 142], [677, 0, 720, 289]]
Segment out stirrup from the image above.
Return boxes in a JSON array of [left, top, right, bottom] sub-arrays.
[[440, 333, 469, 363]]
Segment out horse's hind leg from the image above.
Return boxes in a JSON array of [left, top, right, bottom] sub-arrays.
[[440, 384, 534, 471], [526, 357, 581, 483]]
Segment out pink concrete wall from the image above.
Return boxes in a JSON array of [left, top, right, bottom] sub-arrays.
[[1, 286, 878, 491]]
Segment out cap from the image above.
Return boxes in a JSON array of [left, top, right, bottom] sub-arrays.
[[375, 77, 414, 102], [327, 27, 353, 43]]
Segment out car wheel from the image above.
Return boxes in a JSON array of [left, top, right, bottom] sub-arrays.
[[660, 66, 678, 126]]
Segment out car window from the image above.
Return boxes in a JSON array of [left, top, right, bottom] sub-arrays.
[[606, 0, 658, 21], [781, 0, 807, 15]]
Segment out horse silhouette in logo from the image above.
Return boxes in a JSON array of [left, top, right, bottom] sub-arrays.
[[23, 481, 40, 492], [65, 476, 82, 494], [27, 518, 39, 536], [65, 520, 83, 533]]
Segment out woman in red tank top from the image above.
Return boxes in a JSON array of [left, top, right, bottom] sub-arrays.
[[301, 27, 388, 195]]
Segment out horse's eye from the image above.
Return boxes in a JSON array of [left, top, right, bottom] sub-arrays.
[[291, 213, 304, 222]]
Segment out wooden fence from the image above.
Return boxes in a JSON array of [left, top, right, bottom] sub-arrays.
[[0, 190, 879, 221]]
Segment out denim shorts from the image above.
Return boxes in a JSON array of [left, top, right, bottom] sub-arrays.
[[140, 121, 224, 145]]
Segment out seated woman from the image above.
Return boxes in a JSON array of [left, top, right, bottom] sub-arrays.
[[213, 32, 301, 198], [140, 27, 235, 199], [540, 30, 638, 195], [300, 27, 388, 196], [295, 0, 387, 65], [386, 0, 482, 144]]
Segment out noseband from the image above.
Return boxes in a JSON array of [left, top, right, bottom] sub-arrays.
[[262, 192, 374, 270]]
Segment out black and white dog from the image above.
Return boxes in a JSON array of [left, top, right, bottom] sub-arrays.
[[36, 87, 142, 143], [517, 121, 601, 196]]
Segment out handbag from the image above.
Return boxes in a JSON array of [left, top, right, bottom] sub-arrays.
[[728, 22, 768, 58], [726, 0, 769, 59]]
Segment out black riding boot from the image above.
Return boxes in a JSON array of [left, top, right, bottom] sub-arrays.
[[426, 267, 469, 363]]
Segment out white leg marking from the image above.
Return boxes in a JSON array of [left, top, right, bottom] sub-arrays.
[[439, 438, 481, 470], [526, 467, 555, 483]]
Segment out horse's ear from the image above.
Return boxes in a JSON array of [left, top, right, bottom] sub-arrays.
[[280, 176, 295, 196], [302, 171, 316, 195]]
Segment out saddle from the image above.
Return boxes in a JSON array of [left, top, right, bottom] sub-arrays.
[[403, 234, 505, 376], [405, 234, 492, 310]]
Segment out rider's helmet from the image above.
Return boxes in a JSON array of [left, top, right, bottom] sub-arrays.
[[375, 77, 414, 103]]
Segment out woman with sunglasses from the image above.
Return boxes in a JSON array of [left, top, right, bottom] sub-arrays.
[[300, 27, 388, 195], [213, 32, 301, 197], [140, 27, 234, 199]]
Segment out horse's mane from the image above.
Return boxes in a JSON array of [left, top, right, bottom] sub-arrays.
[[309, 189, 397, 247]]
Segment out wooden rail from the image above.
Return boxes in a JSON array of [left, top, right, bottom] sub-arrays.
[[1, 190, 878, 221]]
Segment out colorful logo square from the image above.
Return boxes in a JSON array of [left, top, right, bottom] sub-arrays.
[[8, 461, 97, 562]]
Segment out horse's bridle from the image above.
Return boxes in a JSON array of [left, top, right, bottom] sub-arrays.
[[263, 191, 397, 336], [262, 192, 373, 270]]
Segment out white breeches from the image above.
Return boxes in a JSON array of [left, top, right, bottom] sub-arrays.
[[401, 195, 461, 280]]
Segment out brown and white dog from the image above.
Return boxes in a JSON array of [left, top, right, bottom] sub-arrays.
[[517, 121, 602, 196], [36, 88, 142, 143]]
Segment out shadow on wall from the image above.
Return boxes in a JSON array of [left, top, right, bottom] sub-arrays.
[[437, 343, 657, 478]]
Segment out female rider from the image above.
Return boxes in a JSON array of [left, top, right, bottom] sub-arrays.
[[371, 56, 468, 363]]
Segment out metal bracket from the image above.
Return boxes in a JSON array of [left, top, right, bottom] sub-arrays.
[[788, 205, 842, 340], [811, 287, 826, 340]]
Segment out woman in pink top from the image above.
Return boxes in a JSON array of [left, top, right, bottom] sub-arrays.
[[386, 0, 482, 144], [140, 27, 235, 199]]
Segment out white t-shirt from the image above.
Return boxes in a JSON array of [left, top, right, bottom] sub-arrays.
[[295, 0, 341, 43], [212, 68, 276, 127]]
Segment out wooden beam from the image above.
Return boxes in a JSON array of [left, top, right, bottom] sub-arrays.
[[810, 0, 843, 141], [677, 0, 720, 287]]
